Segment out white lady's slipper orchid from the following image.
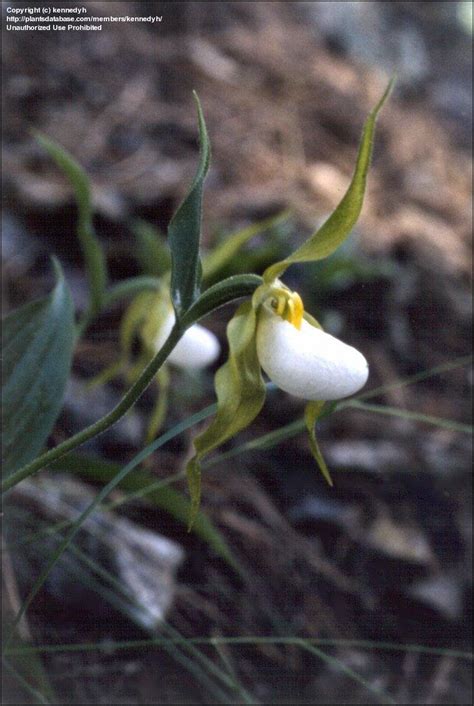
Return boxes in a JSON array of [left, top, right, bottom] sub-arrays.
[[256, 291, 368, 401], [154, 309, 220, 370]]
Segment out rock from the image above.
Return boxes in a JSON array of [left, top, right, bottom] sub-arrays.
[[5, 474, 184, 631]]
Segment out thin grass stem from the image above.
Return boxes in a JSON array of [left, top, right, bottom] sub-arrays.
[[5, 637, 472, 661]]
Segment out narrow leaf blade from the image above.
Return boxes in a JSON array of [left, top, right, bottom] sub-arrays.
[[35, 133, 108, 318], [264, 79, 394, 283], [202, 210, 290, 281], [131, 220, 172, 276], [168, 93, 210, 317], [1, 260, 75, 476]]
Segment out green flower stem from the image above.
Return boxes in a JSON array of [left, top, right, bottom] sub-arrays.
[[1, 323, 183, 494]]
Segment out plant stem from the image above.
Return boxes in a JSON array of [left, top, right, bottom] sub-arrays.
[[1, 324, 183, 493]]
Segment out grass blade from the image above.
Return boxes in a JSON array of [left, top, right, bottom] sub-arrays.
[[51, 451, 241, 574], [6, 636, 472, 661], [2, 657, 51, 705], [346, 400, 472, 434], [297, 639, 397, 705]]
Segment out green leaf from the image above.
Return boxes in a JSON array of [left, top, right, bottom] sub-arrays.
[[1, 260, 75, 477], [202, 210, 291, 281], [34, 133, 108, 321], [168, 92, 210, 317], [103, 276, 160, 308], [186, 301, 266, 528], [264, 79, 394, 283], [131, 220, 172, 277], [304, 401, 333, 486]]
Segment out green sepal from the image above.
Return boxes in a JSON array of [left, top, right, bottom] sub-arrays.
[[86, 359, 124, 391], [304, 400, 333, 486], [140, 292, 171, 355], [119, 291, 157, 358], [263, 79, 393, 284], [186, 301, 266, 528], [34, 132, 108, 319], [92, 289, 169, 390], [144, 367, 170, 443], [168, 92, 210, 318]]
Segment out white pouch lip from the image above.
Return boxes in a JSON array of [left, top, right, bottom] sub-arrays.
[[256, 310, 369, 400]]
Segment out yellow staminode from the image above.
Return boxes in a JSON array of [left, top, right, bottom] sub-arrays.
[[271, 290, 304, 330]]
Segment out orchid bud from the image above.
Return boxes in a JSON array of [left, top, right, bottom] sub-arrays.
[[154, 310, 220, 370], [256, 296, 368, 401]]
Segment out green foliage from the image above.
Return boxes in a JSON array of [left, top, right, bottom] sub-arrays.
[[1, 260, 75, 477], [131, 220, 172, 276], [263, 79, 393, 284], [180, 82, 392, 523], [55, 452, 239, 572], [186, 301, 266, 528], [144, 367, 170, 443], [103, 275, 161, 307], [35, 133, 108, 323], [4, 403, 219, 642], [168, 92, 210, 317], [182, 274, 262, 327], [202, 210, 291, 281], [4, 85, 396, 534]]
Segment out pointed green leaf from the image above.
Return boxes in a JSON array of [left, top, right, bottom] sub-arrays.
[[131, 220, 171, 277], [2, 260, 75, 476], [202, 210, 291, 281], [304, 400, 333, 486], [168, 92, 210, 317], [103, 276, 161, 308], [264, 79, 393, 283], [186, 301, 266, 528], [35, 133, 108, 319]]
